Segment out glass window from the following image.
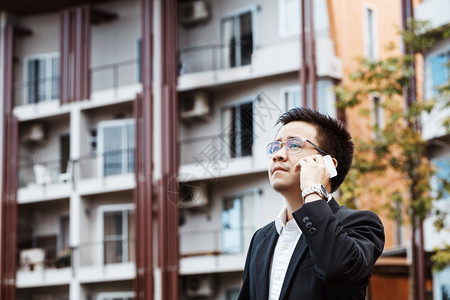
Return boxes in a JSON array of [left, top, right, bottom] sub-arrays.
[[98, 119, 135, 177], [221, 10, 253, 68], [431, 52, 450, 91], [26, 54, 59, 104], [222, 102, 253, 158], [222, 191, 255, 254], [363, 7, 377, 60], [100, 205, 135, 264]]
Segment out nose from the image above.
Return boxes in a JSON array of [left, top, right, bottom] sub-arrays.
[[272, 146, 288, 162]]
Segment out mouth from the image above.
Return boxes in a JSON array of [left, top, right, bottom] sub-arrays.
[[272, 166, 288, 174]]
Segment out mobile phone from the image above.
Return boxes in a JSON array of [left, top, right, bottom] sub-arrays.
[[323, 155, 337, 178]]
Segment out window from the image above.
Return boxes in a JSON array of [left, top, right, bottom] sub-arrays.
[[363, 7, 377, 60], [221, 9, 254, 68], [98, 119, 135, 177], [222, 191, 255, 254], [59, 215, 70, 252], [222, 102, 253, 158], [282, 80, 336, 118], [97, 292, 134, 300], [25, 53, 59, 104], [430, 51, 450, 95], [98, 204, 135, 265]]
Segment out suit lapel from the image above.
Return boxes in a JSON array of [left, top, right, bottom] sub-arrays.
[[253, 225, 279, 300], [278, 234, 308, 300]]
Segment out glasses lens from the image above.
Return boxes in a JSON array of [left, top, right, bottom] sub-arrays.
[[266, 142, 281, 157], [286, 138, 303, 153]]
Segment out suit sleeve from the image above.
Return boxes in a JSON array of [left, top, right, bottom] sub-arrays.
[[293, 199, 385, 285]]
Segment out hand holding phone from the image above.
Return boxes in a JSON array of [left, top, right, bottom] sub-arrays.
[[323, 155, 337, 178]]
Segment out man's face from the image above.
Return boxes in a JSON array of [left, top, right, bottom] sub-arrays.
[[268, 121, 320, 194]]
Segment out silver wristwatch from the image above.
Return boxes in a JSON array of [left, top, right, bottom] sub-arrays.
[[302, 184, 329, 200]]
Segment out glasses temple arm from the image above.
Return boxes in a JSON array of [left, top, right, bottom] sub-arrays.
[[305, 140, 329, 156]]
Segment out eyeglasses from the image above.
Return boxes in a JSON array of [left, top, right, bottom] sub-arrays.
[[265, 137, 329, 158]]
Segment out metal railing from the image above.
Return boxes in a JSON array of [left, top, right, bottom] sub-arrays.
[[78, 148, 135, 180], [12, 58, 140, 107], [17, 246, 72, 272], [14, 76, 60, 107], [179, 227, 255, 257], [90, 59, 140, 93], [76, 238, 135, 267], [178, 39, 254, 74], [17, 238, 135, 273], [18, 158, 70, 188]]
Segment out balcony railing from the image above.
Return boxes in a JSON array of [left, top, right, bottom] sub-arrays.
[[179, 226, 255, 257], [79, 148, 134, 180], [90, 59, 140, 93], [18, 245, 72, 273], [12, 59, 140, 108], [14, 75, 60, 107], [77, 238, 135, 267], [17, 238, 135, 275], [18, 158, 71, 188], [178, 39, 253, 75]]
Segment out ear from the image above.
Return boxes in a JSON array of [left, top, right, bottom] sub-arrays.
[[332, 157, 338, 168]]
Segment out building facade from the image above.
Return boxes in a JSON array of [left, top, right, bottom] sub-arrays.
[[0, 0, 447, 299]]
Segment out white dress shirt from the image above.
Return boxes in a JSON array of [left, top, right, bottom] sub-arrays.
[[268, 206, 302, 300]]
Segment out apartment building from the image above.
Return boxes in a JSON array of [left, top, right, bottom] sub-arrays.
[[1, 0, 443, 299], [415, 0, 450, 299]]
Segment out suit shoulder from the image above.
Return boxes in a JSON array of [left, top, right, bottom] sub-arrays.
[[253, 221, 276, 240]]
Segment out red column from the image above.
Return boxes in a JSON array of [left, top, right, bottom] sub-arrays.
[[60, 5, 91, 104], [1, 24, 19, 300], [159, 0, 179, 299]]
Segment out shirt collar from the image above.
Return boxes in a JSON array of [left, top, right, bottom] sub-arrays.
[[274, 206, 301, 235]]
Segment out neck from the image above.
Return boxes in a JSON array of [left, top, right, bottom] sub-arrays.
[[282, 190, 303, 221]]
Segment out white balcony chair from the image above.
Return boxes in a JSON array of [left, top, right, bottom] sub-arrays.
[[33, 164, 51, 186]]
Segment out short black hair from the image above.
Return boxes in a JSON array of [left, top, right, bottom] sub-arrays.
[[276, 107, 354, 192]]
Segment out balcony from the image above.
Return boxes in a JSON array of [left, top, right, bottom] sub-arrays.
[[179, 227, 254, 275], [18, 159, 72, 203], [78, 148, 135, 195], [13, 59, 141, 121], [179, 134, 268, 181], [177, 38, 342, 91], [16, 243, 72, 288], [17, 238, 136, 286], [76, 238, 135, 283]]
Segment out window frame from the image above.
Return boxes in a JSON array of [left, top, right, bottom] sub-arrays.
[[221, 189, 258, 254], [362, 4, 378, 60], [220, 100, 255, 159], [23, 52, 60, 104], [97, 203, 135, 265], [220, 5, 258, 68], [97, 118, 135, 177]]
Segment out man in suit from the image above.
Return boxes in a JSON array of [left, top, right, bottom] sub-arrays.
[[238, 107, 385, 300]]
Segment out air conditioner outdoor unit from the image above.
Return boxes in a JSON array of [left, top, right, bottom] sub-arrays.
[[185, 275, 214, 298], [22, 123, 46, 143], [179, 182, 208, 208], [180, 0, 210, 25], [180, 91, 211, 120]]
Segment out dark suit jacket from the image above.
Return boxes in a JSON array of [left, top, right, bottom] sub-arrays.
[[238, 198, 385, 300]]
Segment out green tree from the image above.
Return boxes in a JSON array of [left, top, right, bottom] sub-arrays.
[[335, 19, 450, 299]]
